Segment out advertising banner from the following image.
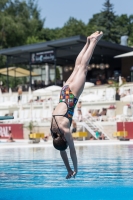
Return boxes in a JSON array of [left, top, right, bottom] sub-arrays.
[[31, 50, 54, 64], [0, 124, 23, 139]]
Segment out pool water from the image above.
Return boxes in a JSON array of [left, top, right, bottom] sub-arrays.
[[0, 145, 133, 200]]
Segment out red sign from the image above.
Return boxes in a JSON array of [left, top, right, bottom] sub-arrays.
[[0, 124, 23, 139], [117, 122, 133, 139]]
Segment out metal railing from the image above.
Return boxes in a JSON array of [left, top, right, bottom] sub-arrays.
[[85, 116, 110, 139], [76, 116, 110, 140]]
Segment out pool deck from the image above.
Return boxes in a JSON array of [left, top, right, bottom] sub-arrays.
[[0, 139, 133, 149]]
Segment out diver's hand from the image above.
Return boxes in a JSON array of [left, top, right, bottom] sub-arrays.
[[66, 170, 74, 179], [66, 170, 77, 179], [72, 171, 77, 178]]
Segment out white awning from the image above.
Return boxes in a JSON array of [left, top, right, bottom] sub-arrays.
[[114, 51, 133, 58]]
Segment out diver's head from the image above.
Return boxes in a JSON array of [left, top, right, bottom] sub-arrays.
[[53, 136, 68, 151]]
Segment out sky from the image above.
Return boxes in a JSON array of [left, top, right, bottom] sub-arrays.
[[37, 0, 133, 29]]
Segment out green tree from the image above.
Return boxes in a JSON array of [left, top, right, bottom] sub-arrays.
[[0, 0, 45, 68], [108, 79, 125, 100], [87, 0, 118, 43], [115, 14, 133, 46], [41, 17, 87, 41], [86, 13, 102, 36], [61, 17, 87, 38], [56, 67, 60, 80], [0, 74, 26, 89], [0, 0, 45, 48], [41, 27, 62, 41], [26, 35, 44, 44], [128, 15, 133, 46], [108, 80, 124, 91]]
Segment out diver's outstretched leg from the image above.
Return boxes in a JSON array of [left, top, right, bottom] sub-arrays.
[[75, 37, 90, 66], [75, 31, 100, 66], [65, 31, 101, 85], [65, 38, 89, 85], [69, 31, 103, 98]]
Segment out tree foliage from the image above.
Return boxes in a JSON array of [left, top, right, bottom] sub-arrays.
[[115, 14, 133, 46], [0, 0, 133, 48], [86, 0, 133, 45], [108, 80, 125, 91], [60, 17, 87, 38], [0, 0, 45, 48], [87, 0, 119, 43], [56, 67, 60, 80], [41, 17, 87, 41], [0, 0, 45, 68], [0, 0, 133, 49], [1, 74, 26, 89], [41, 27, 62, 41]]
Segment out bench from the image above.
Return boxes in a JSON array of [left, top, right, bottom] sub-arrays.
[[72, 132, 88, 140], [113, 131, 128, 137], [29, 133, 45, 143]]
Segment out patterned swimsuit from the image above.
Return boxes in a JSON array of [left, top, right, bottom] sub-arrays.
[[50, 85, 78, 138]]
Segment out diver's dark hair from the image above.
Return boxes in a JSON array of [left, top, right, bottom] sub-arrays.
[[53, 136, 68, 151]]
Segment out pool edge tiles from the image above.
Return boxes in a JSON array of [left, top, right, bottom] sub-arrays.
[[1, 140, 133, 149]]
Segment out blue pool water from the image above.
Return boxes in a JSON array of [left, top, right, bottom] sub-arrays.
[[0, 144, 133, 200]]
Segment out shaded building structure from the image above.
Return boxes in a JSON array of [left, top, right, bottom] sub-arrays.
[[114, 51, 133, 82], [0, 35, 133, 89]]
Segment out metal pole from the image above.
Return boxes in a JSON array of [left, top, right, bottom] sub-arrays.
[[41, 66, 42, 81], [54, 49, 56, 85], [29, 53, 32, 89], [6, 56, 9, 91], [14, 68, 16, 88], [29, 62, 32, 88]]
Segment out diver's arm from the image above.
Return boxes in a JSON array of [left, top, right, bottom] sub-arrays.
[[64, 130, 78, 174], [60, 149, 77, 179], [60, 150, 71, 172], [60, 150, 74, 179]]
